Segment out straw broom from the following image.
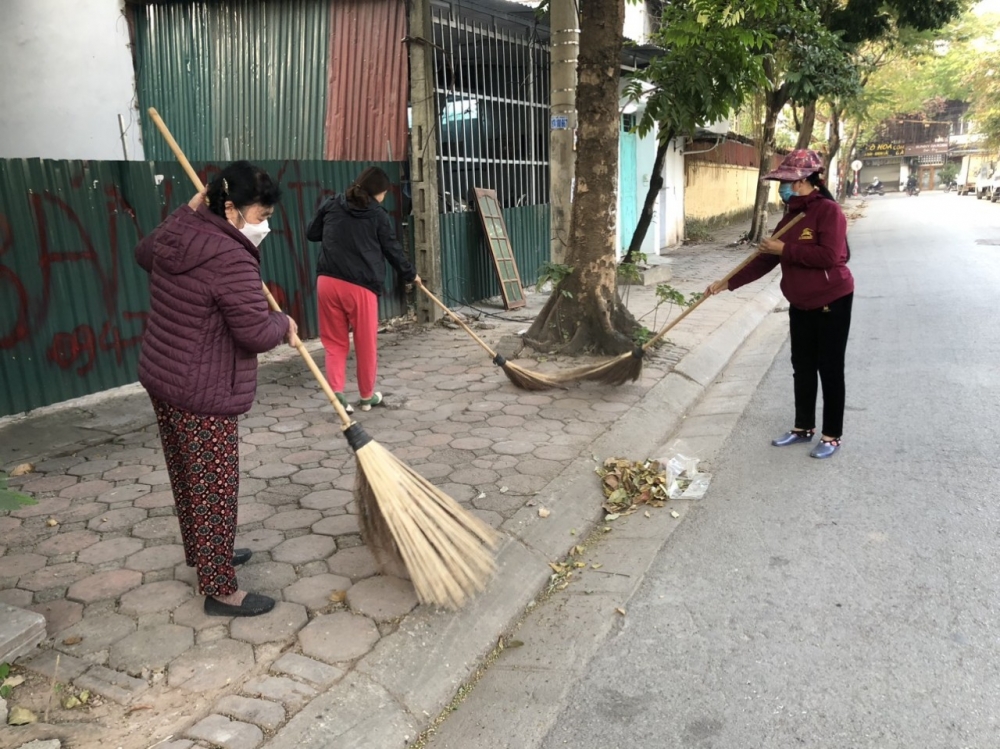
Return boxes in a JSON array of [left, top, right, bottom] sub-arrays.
[[430, 214, 806, 391], [415, 281, 574, 391], [574, 212, 806, 386], [147, 108, 499, 609]]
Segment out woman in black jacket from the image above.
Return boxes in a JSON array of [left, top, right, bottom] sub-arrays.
[[307, 167, 418, 412]]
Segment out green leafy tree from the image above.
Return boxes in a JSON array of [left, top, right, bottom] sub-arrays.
[[621, 0, 775, 262]]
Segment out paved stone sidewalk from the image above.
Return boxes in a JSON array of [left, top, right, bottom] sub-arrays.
[[0, 221, 778, 749]]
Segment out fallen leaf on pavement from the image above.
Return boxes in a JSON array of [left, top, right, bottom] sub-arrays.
[[62, 636, 83, 646], [500, 486, 509, 494], [591, 563, 603, 569], [538, 507, 551, 518], [1, 675, 25, 689], [46, 518, 59, 527], [7, 706, 37, 725], [329, 591, 347, 604], [9, 463, 34, 477], [615, 607, 626, 616], [644, 511, 651, 518], [670, 510, 680, 519]]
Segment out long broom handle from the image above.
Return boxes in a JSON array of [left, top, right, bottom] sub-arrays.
[[146, 107, 355, 429], [641, 212, 805, 352], [414, 281, 500, 359]]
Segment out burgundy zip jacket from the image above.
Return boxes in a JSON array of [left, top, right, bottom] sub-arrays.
[[135, 205, 289, 416], [728, 191, 855, 310]]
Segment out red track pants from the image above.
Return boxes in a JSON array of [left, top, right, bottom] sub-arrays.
[[317, 276, 379, 398]]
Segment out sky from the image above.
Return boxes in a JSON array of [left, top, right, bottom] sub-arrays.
[[974, 0, 1000, 15]]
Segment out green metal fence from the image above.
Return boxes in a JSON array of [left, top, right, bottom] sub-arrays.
[[0, 158, 407, 417], [439, 204, 550, 306]]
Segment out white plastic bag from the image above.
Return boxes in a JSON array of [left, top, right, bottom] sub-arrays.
[[656, 439, 712, 499]]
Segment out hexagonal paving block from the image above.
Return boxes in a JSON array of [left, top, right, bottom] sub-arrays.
[[229, 602, 308, 645], [34, 530, 100, 557], [186, 713, 263, 749], [110, 623, 195, 675], [133, 516, 183, 540], [235, 528, 285, 551], [263, 509, 322, 531], [59, 480, 115, 500], [237, 503, 275, 526], [173, 596, 231, 630], [56, 501, 109, 524], [249, 464, 298, 480], [270, 535, 336, 565], [345, 576, 418, 621], [237, 562, 297, 592], [242, 675, 316, 708], [135, 490, 176, 509], [56, 612, 136, 656], [298, 611, 380, 663], [283, 573, 353, 611], [290, 468, 341, 486], [67, 459, 120, 477], [87, 507, 148, 532], [67, 569, 143, 603], [12, 496, 73, 518], [119, 580, 193, 616], [19, 476, 78, 495], [0, 553, 47, 580], [0, 588, 33, 607], [19, 562, 94, 593], [300, 489, 353, 511], [30, 599, 84, 636], [77, 537, 145, 565], [214, 695, 285, 731], [126, 544, 186, 572], [327, 546, 379, 581], [169, 638, 255, 692], [311, 515, 359, 537]]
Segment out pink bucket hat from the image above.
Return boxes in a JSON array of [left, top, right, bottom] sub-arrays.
[[764, 149, 825, 182]]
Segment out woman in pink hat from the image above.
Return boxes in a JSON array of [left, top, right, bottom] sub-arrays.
[[705, 149, 854, 459]]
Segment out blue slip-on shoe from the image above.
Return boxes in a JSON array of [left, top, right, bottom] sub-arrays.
[[772, 430, 815, 447], [809, 438, 841, 459]]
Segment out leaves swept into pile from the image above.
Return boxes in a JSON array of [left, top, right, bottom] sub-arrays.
[[596, 458, 669, 515]]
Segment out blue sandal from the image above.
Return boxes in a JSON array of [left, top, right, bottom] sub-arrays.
[[772, 429, 814, 447], [809, 437, 841, 459]]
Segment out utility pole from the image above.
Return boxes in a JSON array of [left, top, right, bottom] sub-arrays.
[[408, 0, 443, 322], [549, 0, 578, 265]]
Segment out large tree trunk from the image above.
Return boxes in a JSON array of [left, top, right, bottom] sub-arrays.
[[748, 70, 790, 243], [525, 0, 636, 356], [826, 102, 842, 173], [795, 101, 817, 150], [621, 131, 674, 265], [827, 102, 843, 197]]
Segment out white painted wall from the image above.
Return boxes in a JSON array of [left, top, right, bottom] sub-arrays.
[[0, 0, 144, 160], [659, 136, 685, 249], [624, 0, 654, 43]]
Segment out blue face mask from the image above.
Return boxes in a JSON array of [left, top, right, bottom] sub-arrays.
[[779, 183, 796, 204]]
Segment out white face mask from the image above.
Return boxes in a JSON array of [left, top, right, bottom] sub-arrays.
[[237, 210, 270, 247]]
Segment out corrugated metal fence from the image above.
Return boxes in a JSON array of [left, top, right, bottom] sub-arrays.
[[0, 158, 406, 417]]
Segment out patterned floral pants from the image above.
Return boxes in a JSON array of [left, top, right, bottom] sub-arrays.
[[151, 397, 240, 597]]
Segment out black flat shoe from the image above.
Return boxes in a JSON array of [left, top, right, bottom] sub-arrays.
[[204, 592, 275, 617]]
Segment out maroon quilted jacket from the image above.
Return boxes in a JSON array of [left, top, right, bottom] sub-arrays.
[[135, 205, 289, 416]]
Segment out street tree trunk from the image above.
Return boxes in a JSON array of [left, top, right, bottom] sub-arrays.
[[826, 102, 842, 173], [795, 101, 817, 150], [621, 131, 674, 265], [748, 79, 789, 243], [525, 0, 637, 355]]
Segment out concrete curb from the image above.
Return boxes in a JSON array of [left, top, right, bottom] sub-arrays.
[[263, 276, 785, 749]]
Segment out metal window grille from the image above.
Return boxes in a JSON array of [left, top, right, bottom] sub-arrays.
[[431, 3, 551, 213]]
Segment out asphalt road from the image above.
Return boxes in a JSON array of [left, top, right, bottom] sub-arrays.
[[531, 192, 1000, 749], [542, 194, 1000, 749]]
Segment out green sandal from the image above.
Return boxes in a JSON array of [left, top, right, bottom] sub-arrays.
[[359, 392, 383, 412], [334, 393, 355, 415]]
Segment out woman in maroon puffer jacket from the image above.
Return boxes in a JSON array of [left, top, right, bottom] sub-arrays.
[[136, 161, 296, 617]]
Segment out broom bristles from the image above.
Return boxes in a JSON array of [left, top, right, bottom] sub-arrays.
[[352, 438, 499, 610]]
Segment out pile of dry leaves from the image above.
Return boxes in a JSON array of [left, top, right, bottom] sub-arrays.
[[596, 458, 669, 516]]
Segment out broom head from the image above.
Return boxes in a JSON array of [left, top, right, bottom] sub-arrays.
[[346, 425, 500, 610]]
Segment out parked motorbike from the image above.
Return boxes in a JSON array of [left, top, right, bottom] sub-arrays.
[[906, 183, 920, 196], [864, 182, 885, 196]]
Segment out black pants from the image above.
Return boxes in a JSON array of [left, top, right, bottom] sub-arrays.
[[788, 293, 853, 438]]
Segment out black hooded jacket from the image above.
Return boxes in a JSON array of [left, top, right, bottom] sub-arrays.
[[307, 194, 416, 295]]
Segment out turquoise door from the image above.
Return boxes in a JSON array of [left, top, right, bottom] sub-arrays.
[[619, 122, 638, 255]]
